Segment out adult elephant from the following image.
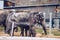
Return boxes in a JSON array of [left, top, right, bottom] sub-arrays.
[[33, 12, 47, 35], [28, 12, 47, 37], [0, 13, 7, 33], [0, 11, 18, 34], [6, 11, 30, 36], [19, 12, 47, 37], [5, 11, 18, 35]]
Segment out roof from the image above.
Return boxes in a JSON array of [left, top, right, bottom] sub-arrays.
[[4, 4, 60, 9]]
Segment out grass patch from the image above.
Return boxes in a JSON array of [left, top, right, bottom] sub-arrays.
[[52, 30, 60, 36], [0, 26, 60, 36], [0, 26, 4, 32], [36, 28, 43, 33], [36, 28, 60, 36]]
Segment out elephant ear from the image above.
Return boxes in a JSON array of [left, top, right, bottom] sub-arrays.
[[10, 13, 22, 22]]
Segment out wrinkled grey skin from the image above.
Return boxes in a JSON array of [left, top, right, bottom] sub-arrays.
[[0, 13, 7, 33], [6, 12, 47, 37], [6, 12, 32, 36], [0, 12, 18, 34], [5, 12, 18, 35]]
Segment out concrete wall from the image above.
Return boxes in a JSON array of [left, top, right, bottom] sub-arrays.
[[7, 0, 59, 6]]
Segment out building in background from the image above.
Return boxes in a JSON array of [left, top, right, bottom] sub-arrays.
[[4, 0, 15, 7], [4, 0, 59, 6], [4, 0, 60, 18]]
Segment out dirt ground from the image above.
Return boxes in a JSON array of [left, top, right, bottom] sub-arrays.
[[0, 32, 60, 38]]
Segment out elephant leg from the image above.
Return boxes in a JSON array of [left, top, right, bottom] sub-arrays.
[[29, 30, 36, 37], [32, 29, 36, 37], [4, 26, 6, 33], [7, 29, 11, 36], [31, 28, 36, 37], [29, 29, 32, 37], [20, 27, 24, 36], [25, 28, 28, 36], [3, 23, 6, 33], [11, 27, 18, 36], [12, 28, 15, 36], [8, 29, 11, 34], [41, 22, 47, 35], [32, 32, 36, 37], [25, 26, 29, 36]]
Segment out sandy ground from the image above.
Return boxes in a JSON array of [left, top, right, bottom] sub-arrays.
[[0, 32, 60, 38], [0, 37, 60, 40]]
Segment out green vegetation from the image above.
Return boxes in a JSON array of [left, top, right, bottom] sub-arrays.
[[52, 30, 60, 36], [36, 28, 43, 33], [36, 28, 60, 36], [0, 26, 60, 36], [0, 26, 4, 31]]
